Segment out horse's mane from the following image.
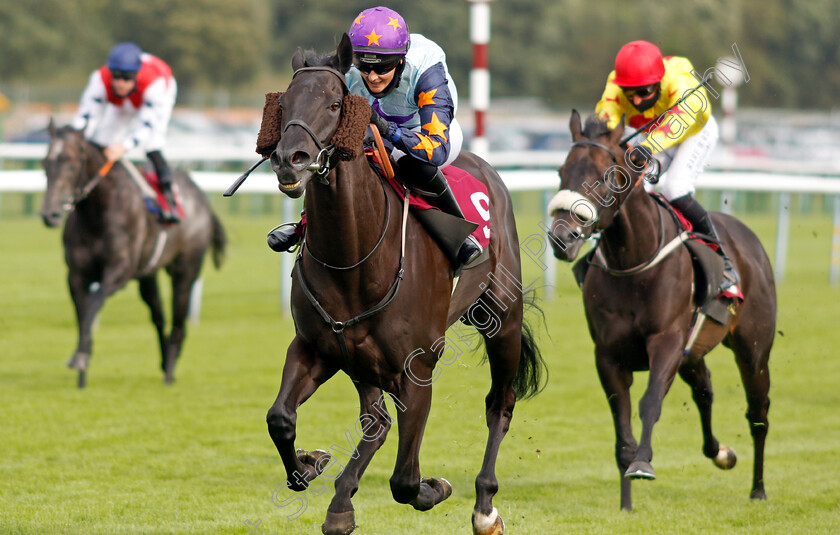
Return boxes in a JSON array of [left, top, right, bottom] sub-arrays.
[[301, 48, 335, 68], [582, 115, 612, 139]]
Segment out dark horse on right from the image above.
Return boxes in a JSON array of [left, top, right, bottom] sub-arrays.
[[548, 111, 775, 511]]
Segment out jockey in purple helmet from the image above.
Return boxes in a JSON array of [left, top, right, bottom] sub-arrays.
[[268, 6, 481, 267]]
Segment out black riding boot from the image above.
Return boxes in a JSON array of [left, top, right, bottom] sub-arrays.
[[147, 151, 180, 223], [401, 160, 482, 267], [671, 194, 739, 294], [267, 215, 304, 253]]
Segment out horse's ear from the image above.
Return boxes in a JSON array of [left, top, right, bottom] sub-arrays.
[[335, 33, 354, 74], [292, 48, 306, 71], [48, 117, 56, 137], [569, 109, 583, 141], [609, 114, 626, 145]]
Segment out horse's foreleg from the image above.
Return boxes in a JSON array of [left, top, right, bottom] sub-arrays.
[[389, 375, 448, 511], [595, 351, 637, 511], [138, 275, 168, 372], [678, 359, 737, 469], [628, 332, 684, 479], [266, 337, 338, 492], [67, 266, 129, 387], [322, 384, 392, 535]]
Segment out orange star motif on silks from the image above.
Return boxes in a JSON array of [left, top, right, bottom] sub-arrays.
[[412, 134, 442, 161], [423, 112, 448, 142], [353, 14, 365, 26], [387, 17, 402, 30], [417, 89, 437, 108], [365, 30, 382, 46]]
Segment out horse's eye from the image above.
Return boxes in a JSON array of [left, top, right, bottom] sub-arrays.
[[330, 101, 341, 112]]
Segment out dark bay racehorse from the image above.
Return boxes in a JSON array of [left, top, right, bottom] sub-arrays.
[[548, 111, 775, 511], [40, 122, 226, 388], [262, 35, 545, 535]]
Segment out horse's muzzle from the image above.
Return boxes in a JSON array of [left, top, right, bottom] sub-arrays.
[[546, 212, 588, 262], [40, 210, 63, 228], [270, 150, 309, 198]]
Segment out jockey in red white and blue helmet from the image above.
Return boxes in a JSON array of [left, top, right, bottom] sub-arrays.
[[71, 42, 180, 223]]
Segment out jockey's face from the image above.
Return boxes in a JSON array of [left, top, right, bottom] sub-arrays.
[[110, 69, 137, 98], [359, 62, 399, 94], [622, 83, 660, 111]]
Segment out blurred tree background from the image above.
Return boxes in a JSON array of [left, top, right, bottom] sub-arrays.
[[0, 0, 838, 109]]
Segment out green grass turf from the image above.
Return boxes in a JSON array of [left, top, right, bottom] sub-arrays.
[[1, 194, 838, 534]]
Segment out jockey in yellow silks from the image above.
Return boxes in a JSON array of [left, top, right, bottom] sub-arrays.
[[595, 40, 738, 295]]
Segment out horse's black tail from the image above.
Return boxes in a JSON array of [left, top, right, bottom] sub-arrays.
[[513, 286, 548, 400], [210, 213, 227, 269]]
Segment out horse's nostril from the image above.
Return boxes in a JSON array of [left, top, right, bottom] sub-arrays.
[[290, 151, 309, 166]]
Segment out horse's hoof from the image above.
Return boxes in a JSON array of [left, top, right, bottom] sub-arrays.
[[322, 510, 356, 535], [67, 352, 89, 371], [624, 461, 656, 480], [77, 370, 87, 389], [472, 507, 505, 535], [750, 489, 767, 501], [713, 445, 737, 470], [422, 477, 453, 505], [298, 448, 332, 476]]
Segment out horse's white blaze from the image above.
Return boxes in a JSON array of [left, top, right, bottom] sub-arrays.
[[547, 189, 599, 222], [47, 140, 65, 161], [473, 506, 499, 532]]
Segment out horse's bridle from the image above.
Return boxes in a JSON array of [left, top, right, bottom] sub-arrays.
[[567, 139, 651, 219], [48, 136, 106, 212], [286, 64, 410, 376], [278, 66, 352, 183], [568, 139, 681, 275]]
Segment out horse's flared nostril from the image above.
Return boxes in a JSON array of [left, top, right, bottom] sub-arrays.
[[289, 150, 310, 169]]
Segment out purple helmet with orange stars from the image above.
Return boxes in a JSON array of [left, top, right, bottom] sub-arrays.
[[348, 6, 410, 62]]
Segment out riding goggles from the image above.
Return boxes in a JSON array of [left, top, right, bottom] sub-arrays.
[[110, 69, 138, 81], [621, 83, 658, 99], [356, 61, 400, 75]]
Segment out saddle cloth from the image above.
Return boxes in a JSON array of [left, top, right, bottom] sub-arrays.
[[141, 170, 185, 221], [656, 194, 743, 301], [366, 150, 492, 250], [119, 159, 185, 221]]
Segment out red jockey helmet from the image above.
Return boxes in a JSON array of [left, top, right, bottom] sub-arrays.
[[613, 40, 665, 87]]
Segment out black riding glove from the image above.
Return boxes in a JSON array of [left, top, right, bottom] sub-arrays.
[[370, 110, 395, 141], [626, 144, 653, 170]]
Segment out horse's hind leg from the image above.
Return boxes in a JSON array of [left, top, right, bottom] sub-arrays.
[[138, 275, 168, 373], [595, 352, 637, 511], [164, 259, 202, 383], [471, 322, 522, 535], [322, 384, 393, 535], [266, 337, 338, 491], [729, 332, 772, 500], [678, 358, 737, 469]]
